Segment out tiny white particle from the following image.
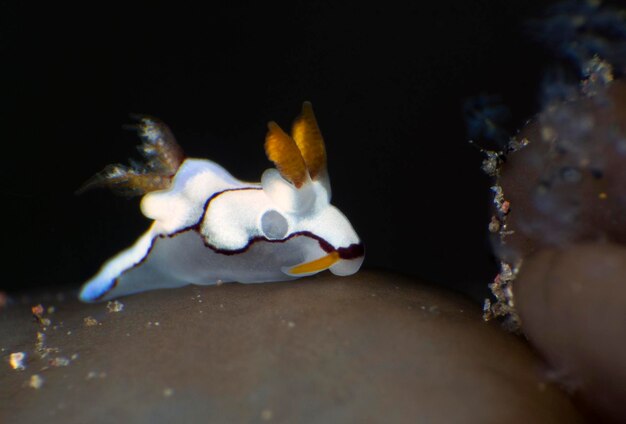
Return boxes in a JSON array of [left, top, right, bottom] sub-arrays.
[[9, 352, 26, 370], [84, 316, 99, 326], [261, 409, 273, 421], [86, 371, 107, 380], [106, 300, 124, 313], [49, 357, 70, 367], [29, 374, 44, 389]]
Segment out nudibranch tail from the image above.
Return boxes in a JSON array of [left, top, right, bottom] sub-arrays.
[[291, 101, 327, 179], [77, 116, 185, 196]]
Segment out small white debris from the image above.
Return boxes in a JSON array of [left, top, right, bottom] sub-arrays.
[[428, 305, 440, 315], [163, 387, 174, 397], [49, 357, 70, 367], [106, 300, 124, 313], [84, 316, 99, 327], [582, 56, 614, 96], [29, 374, 44, 389], [35, 331, 59, 359], [86, 371, 107, 380], [488, 216, 501, 233], [287, 321, 295, 329], [9, 352, 26, 370], [261, 409, 273, 421], [508, 137, 529, 152], [480, 150, 502, 176]]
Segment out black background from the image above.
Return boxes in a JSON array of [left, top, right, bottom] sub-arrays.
[[4, 1, 559, 301]]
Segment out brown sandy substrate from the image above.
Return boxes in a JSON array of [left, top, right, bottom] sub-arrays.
[[0, 271, 581, 423]]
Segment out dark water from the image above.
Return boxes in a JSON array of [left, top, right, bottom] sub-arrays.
[[3, 0, 585, 300]]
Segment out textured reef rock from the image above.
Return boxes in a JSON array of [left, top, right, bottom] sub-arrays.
[[503, 76, 626, 421], [485, 64, 626, 327], [482, 52, 626, 423], [497, 70, 626, 258], [481, 0, 626, 326], [478, 3, 626, 419]]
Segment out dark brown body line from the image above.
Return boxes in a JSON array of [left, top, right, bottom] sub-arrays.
[[96, 187, 364, 300]]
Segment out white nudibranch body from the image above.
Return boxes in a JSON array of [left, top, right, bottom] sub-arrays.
[[79, 102, 364, 302]]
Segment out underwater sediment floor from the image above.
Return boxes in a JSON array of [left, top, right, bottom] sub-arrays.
[[0, 271, 581, 423]]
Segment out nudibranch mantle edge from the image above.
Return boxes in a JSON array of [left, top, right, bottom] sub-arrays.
[[79, 102, 364, 302]]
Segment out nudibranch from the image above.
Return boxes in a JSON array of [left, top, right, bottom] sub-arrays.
[[79, 102, 364, 302]]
